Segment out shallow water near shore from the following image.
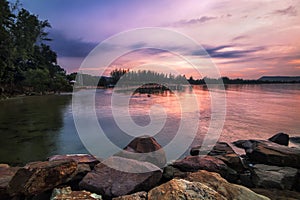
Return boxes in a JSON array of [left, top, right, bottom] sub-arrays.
[[0, 84, 300, 165]]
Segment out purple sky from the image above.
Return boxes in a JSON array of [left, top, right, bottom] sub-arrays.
[[18, 0, 300, 79]]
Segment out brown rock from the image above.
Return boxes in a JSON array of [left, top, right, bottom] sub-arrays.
[[148, 178, 226, 200], [186, 170, 270, 200], [0, 164, 19, 199], [172, 155, 228, 175], [79, 156, 162, 198], [112, 191, 147, 200], [50, 186, 102, 200], [8, 160, 77, 196], [48, 154, 100, 168], [252, 188, 300, 200], [233, 140, 300, 168], [115, 136, 166, 168]]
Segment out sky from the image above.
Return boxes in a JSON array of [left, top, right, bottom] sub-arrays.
[[16, 0, 300, 79]]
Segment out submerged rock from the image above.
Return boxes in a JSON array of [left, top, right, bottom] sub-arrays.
[[268, 133, 289, 146], [252, 164, 298, 190], [115, 136, 166, 168], [186, 170, 270, 200], [148, 178, 226, 200], [233, 139, 300, 168], [8, 160, 77, 196], [79, 156, 162, 198]]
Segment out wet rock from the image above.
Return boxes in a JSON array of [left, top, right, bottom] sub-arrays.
[[112, 191, 147, 200], [115, 136, 166, 168], [0, 164, 19, 199], [233, 140, 300, 168], [79, 156, 162, 198], [252, 164, 298, 190], [268, 133, 289, 146], [50, 186, 102, 200], [48, 154, 100, 168], [148, 178, 226, 200], [172, 155, 228, 175], [185, 170, 270, 200], [8, 160, 77, 196]]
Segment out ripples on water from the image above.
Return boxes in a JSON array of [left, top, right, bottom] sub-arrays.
[[0, 84, 299, 165]]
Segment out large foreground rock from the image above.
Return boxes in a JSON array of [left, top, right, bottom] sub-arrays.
[[252, 164, 298, 190], [48, 154, 100, 168], [148, 178, 226, 200], [233, 139, 300, 168], [186, 170, 270, 200], [115, 136, 166, 168], [8, 160, 77, 196], [79, 156, 162, 198]]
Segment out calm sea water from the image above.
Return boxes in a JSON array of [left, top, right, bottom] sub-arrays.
[[0, 84, 299, 165]]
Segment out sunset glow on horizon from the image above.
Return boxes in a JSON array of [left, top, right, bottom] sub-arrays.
[[18, 0, 300, 79]]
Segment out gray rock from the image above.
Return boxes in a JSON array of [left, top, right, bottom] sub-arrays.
[[233, 140, 300, 168], [252, 164, 298, 190], [79, 156, 162, 198], [112, 191, 147, 200], [50, 186, 102, 200], [268, 133, 289, 146]]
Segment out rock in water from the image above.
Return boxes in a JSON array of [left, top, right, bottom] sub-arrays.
[[79, 156, 162, 198], [268, 133, 289, 146], [252, 164, 298, 190], [115, 136, 166, 168], [148, 178, 226, 200], [8, 160, 77, 196], [186, 170, 270, 200], [233, 140, 300, 168]]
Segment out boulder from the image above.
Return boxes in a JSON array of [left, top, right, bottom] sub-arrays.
[[115, 136, 166, 168], [172, 155, 228, 175], [112, 191, 147, 200], [162, 165, 188, 181], [148, 178, 226, 200], [0, 164, 19, 199], [251, 188, 300, 200], [50, 187, 102, 200], [79, 156, 162, 198], [290, 137, 300, 144], [233, 140, 300, 168], [8, 160, 77, 196], [191, 142, 245, 172], [268, 133, 289, 146], [252, 164, 298, 190], [185, 170, 270, 200], [48, 154, 100, 168]]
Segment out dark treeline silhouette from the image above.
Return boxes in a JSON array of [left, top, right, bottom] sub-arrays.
[[0, 0, 72, 97]]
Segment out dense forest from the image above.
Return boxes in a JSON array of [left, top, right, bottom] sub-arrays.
[[0, 0, 72, 97]]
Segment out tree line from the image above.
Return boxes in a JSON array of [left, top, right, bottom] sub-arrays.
[[0, 0, 72, 97]]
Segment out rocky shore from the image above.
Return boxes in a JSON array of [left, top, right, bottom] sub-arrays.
[[1, 133, 300, 200]]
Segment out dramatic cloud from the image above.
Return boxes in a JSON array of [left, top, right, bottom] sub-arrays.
[[272, 6, 297, 16], [47, 30, 97, 57]]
